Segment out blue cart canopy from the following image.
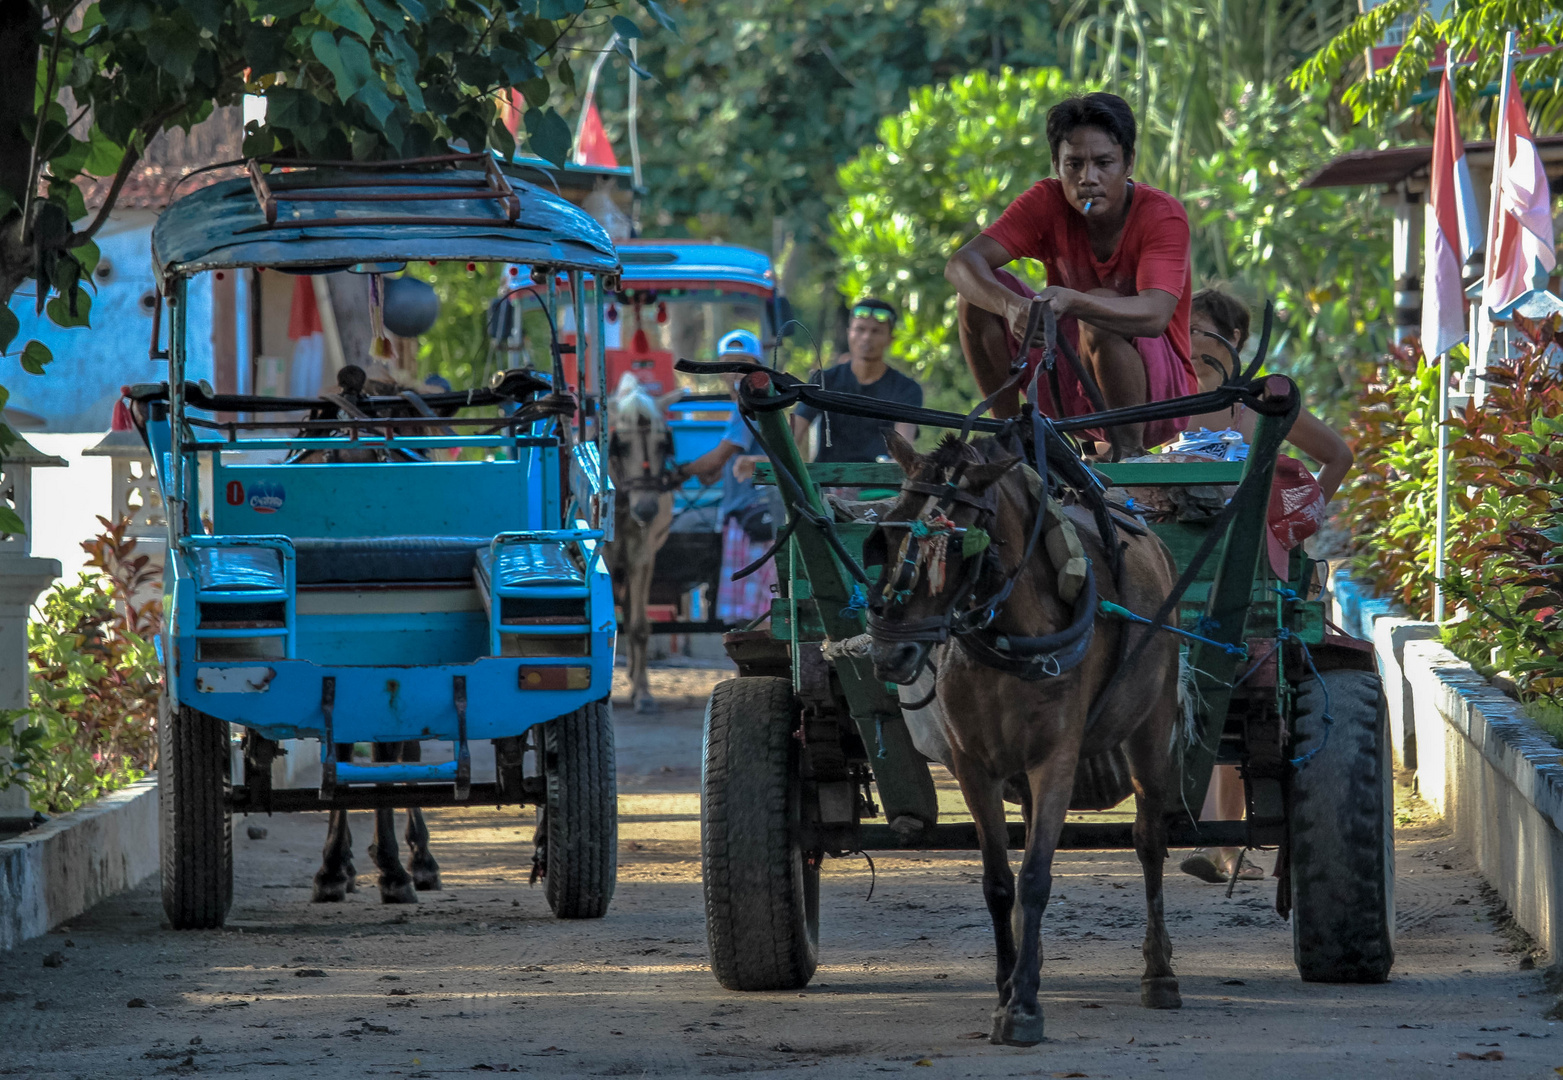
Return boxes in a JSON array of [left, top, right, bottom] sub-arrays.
[[152, 159, 618, 283]]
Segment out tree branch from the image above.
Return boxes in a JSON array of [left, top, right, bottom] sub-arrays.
[[22, 4, 71, 226], [67, 93, 201, 250], [67, 141, 140, 248]]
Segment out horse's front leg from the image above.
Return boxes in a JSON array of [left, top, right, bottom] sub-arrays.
[[312, 744, 357, 902], [950, 764, 1018, 1022], [402, 742, 441, 891], [368, 743, 417, 904], [996, 748, 1078, 1047], [1126, 697, 1182, 1009], [626, 544, 657, 714]]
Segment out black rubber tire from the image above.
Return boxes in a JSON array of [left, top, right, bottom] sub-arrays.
[[701, 676, 819, 991], [158, 695, 233, 930], [1289, 667, 1395, 983], [542, 698, 617, 919]]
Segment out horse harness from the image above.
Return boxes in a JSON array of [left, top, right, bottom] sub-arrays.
[[865, 412, 1124, 683]]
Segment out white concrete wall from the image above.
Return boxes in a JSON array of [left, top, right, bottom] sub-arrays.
[[1404, 639, 1563, 960], [0, 778, 158, 950], [1330, 565, 1563, 962]]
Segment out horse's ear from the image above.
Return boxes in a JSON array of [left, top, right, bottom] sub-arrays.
[[883, 429, 919, 475], [654, 387, 686, 413], [963, 453, 1021, 493]]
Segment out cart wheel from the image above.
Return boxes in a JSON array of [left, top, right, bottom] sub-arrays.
[[702, 677, 819, 991], [541, 699, 617, 919], [1289, 668, 1394, 983], [159, 694, 233, 930]]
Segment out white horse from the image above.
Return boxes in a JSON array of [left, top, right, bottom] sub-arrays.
[[604, 373, 683, 713]]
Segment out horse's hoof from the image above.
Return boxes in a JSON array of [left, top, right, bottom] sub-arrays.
[[378, 877, 419, 904], [412, 865, 442, 891], [989, 1004, 1045, 1047], [633, 696, 659, 715], [311, 874, 349, 903], [1141, 976, 1182, 1010], [345, 874, 358, 894]]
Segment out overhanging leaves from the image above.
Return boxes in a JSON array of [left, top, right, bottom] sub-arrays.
[[524, 104, 572, 166], [20, 341, 54, 376]]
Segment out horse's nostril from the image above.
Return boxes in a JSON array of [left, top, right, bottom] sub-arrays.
[[631, 495, 661, 523]]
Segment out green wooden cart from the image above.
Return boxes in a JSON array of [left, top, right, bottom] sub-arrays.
[[697, 369, 1394, 993]]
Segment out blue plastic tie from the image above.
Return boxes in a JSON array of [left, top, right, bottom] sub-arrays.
[[1101, 603, 1247, 657], [839, 583, 868, 620], [1273, 586, 1301, 602], [1286, 628, 1336, 768], [875, 715, 887, 759]]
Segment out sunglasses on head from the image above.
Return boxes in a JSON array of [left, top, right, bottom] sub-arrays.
[[852, 305, 894, 324]]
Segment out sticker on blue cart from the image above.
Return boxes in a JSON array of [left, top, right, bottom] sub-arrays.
[[244, 481, 286, 514]]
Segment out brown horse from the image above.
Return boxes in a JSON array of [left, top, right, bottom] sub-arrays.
[[302, 364, 449, 904], [868, 429, 1183, 1047], [603, 373, 683, 713]]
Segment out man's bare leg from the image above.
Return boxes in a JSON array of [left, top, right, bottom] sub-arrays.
[[1077, 287, 1151, 458], [957, 296, 1022, 419]]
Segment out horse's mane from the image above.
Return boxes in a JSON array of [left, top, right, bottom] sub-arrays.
[[610, 371, 660, 425], [926, 431, 1018, 475]]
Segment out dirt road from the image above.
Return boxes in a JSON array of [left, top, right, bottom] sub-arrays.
[[0, 663, 1555, 1078]]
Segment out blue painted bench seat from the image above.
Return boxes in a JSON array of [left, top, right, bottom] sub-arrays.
[[294, 536, 490, 584], [474, 543, 583, 594], [192, 547, 286, 594], [192, 537, 584, 595]]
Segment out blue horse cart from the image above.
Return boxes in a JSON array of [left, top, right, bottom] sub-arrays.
[[137, 154, 622, 929], [508, 239, 787, 632]]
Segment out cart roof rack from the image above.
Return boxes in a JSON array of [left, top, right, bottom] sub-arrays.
[[152, 153, 619, 282]]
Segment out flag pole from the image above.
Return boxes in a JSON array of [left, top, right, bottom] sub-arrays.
[[1433, 333, 1452, 622], [1432, 63, 1458, 622]]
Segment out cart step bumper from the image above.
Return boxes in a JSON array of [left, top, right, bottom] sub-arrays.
[[318, 674, 473, 801], [330, 760, 460, 786], [231, 782, 519, 813]]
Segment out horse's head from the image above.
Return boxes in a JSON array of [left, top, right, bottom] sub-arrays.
[[865, 430, 1022, 684], [606, 372, 683, 526]]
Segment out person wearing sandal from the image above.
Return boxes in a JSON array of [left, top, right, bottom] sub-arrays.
[[1181, 757, 1265, 883], [1177, 288, 1353, 885]]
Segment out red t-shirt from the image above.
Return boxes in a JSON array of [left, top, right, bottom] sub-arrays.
[[982, 178, 1194, 376]]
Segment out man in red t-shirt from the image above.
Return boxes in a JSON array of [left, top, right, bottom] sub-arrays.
[[944, 92, 1196, 458]]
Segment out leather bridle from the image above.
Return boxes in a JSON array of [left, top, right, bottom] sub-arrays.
[[865, 424, 1102, 684], [608, 415, 680, 497]]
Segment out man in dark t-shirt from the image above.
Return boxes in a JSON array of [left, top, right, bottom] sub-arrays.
[[791, 298, 922, 462]]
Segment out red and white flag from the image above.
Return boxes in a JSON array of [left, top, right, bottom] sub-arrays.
[[286, 275, 325, 398], [1422, 68, 1483, 357], [1484, 67, 1556, 316], [574, 101, 619, 168]]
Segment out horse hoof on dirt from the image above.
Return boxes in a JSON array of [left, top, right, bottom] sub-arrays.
[[633, 695, 660, 715], [412, 865, 442, 891], [378, 877, 419, 904], [1140, 976, 1182, 1010], [311, 873, 350, 903], [990, 1004, 1045, 1047]]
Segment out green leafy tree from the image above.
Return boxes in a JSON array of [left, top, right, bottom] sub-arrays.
[[1058, 0, 1361, 196], [622, 0, 1061, 258], [1293, 0, 1563, 128], [0, 0, 670, 525], [1183, 85, 1395, 407], [833, 67, 1068, 412]]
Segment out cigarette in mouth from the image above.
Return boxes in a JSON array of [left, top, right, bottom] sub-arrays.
[[1082, 199, 1094, 214]]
